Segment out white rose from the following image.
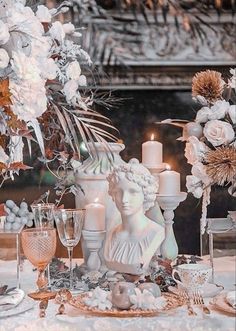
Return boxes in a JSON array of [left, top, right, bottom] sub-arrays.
[[186, 175, 203, 199], [0, 48, 9, 68], [184, 136, 208, 165], [0, 20, 10, 45], [11, 51, 41, 82], [49, 21, 65, 44], [209, 100, 230, 120], [0, 146, 9, 164], [195, 107, 211, 123], [30, 37, 52, 59], [203, 120, 235, 146], [191, 162, 211, 186], [66, 61, 81, 81], [9, 79, 47, 121], [36, 5, 52, 23], [63, 23, 75, 35], [63, 80, 79, 104], [41, 58, 58, 80], [78, 75, 87, 86], [7, 5, 43, 37], [228, 105, 236, 124]]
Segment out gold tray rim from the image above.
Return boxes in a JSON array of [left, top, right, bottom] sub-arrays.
[[69, 292, 182, 318]]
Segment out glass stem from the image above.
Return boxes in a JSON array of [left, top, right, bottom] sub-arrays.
[[37, 267, 47, 291], [67, 247, 73, 290]]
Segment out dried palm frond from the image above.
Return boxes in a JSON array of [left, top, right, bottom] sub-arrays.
[[192, 70, 225, 104], [205, 146, 236, 186]]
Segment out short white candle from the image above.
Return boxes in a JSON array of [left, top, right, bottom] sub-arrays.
[[142, 134, 163, 168], [158, 166, 180, 196], [84, 200, 105, 231]]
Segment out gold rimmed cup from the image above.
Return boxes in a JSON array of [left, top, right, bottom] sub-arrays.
[[54, 208, 85, 290]]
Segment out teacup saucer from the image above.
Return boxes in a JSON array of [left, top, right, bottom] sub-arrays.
[[179, 283, 224, 298]]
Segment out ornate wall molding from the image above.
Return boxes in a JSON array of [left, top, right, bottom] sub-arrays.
[[80, 12, 236, 88]]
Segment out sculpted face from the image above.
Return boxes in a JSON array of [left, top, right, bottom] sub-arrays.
[[113, 177, 144, 216]]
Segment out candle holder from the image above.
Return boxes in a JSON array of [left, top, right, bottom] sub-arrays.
[[156, 192, 187, 260], [143, 163, 167, 180], [82, 230, 106, 271]]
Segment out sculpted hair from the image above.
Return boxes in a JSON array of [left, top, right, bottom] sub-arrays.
[[107, 160, 158, 212]]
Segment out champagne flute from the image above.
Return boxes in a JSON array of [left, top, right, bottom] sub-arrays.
[[54, 209, 85, 290], [21, 227, 57, 300]]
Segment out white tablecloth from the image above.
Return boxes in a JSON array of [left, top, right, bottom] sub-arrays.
[[0, 256, 235, 331]]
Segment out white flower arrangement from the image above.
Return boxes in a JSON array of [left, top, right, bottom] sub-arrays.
[[0, 0, 116, 187], [183, 69, 236, 233]]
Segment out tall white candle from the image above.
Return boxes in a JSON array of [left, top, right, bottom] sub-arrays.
[[158, 167, 180, 196], [84, 201, 105, 231], [142, 134, 163, 168]]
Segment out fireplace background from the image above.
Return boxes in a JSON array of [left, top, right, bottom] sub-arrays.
[[1, 3, 235, 256]]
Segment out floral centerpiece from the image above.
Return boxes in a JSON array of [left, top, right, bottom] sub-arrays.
[[184, 69, 236, 233], [0, 0, 116, 188]]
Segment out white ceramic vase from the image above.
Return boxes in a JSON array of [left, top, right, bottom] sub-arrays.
[[75, 142, 126, 267]]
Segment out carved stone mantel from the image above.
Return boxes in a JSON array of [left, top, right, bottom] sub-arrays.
[[79, 11, 236, 88]]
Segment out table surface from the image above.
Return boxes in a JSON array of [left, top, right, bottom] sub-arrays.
[[0, 256, 235, 331]]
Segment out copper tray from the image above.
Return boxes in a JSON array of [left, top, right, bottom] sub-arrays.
[[69, 292, 183, 318]]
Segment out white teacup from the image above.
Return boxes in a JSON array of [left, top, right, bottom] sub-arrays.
[[172, 264, 212, 290]]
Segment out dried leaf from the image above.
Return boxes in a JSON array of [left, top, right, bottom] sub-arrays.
[[0, 79, 11, 106], [8, 162, 32, 171], [0, 134, 7, 148], [0, 162, 7, 171]]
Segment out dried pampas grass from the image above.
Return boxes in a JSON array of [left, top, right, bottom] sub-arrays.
[[192, 70, 225, 104], [205, 146, 236, 186]]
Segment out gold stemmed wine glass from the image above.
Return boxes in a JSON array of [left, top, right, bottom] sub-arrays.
[[31, 203, 55, 289], [21, 227, 57, 300], [54, 209, 85, 291]]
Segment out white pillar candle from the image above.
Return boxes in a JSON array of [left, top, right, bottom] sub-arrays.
[[84, 201, 105, 231], [158, 169, 181, 196], [142, 134, 163, 168]]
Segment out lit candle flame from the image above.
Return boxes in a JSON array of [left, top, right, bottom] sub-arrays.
[[166, 164, 171, 170], [150, 133, 155, 141]]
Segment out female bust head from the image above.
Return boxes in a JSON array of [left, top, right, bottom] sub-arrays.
[[107, 158, 158, 213]]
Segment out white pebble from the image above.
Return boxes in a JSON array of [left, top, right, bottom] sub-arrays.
[[12, 222, 21, 230], [28, 212, 34, 221], [18, 209, 27, 217], [4, 222, 12, 230], [5, 200, 15, 209], [26, 220, 33, 227], [15, 217, 21, 223], [6, 213, 15, 223], [20, 201, 28, 210], [21, 217, 28, 225], [12, 205, 20, 215]]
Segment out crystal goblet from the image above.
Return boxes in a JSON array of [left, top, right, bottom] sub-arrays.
[[54, 209, 85, 290], [31, 203, 55, 288], [21, 227, 57, 300], [31, 203, 55, 228]]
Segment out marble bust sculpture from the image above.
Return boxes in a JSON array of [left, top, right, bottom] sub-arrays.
[[104, 159, 165, 275]]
